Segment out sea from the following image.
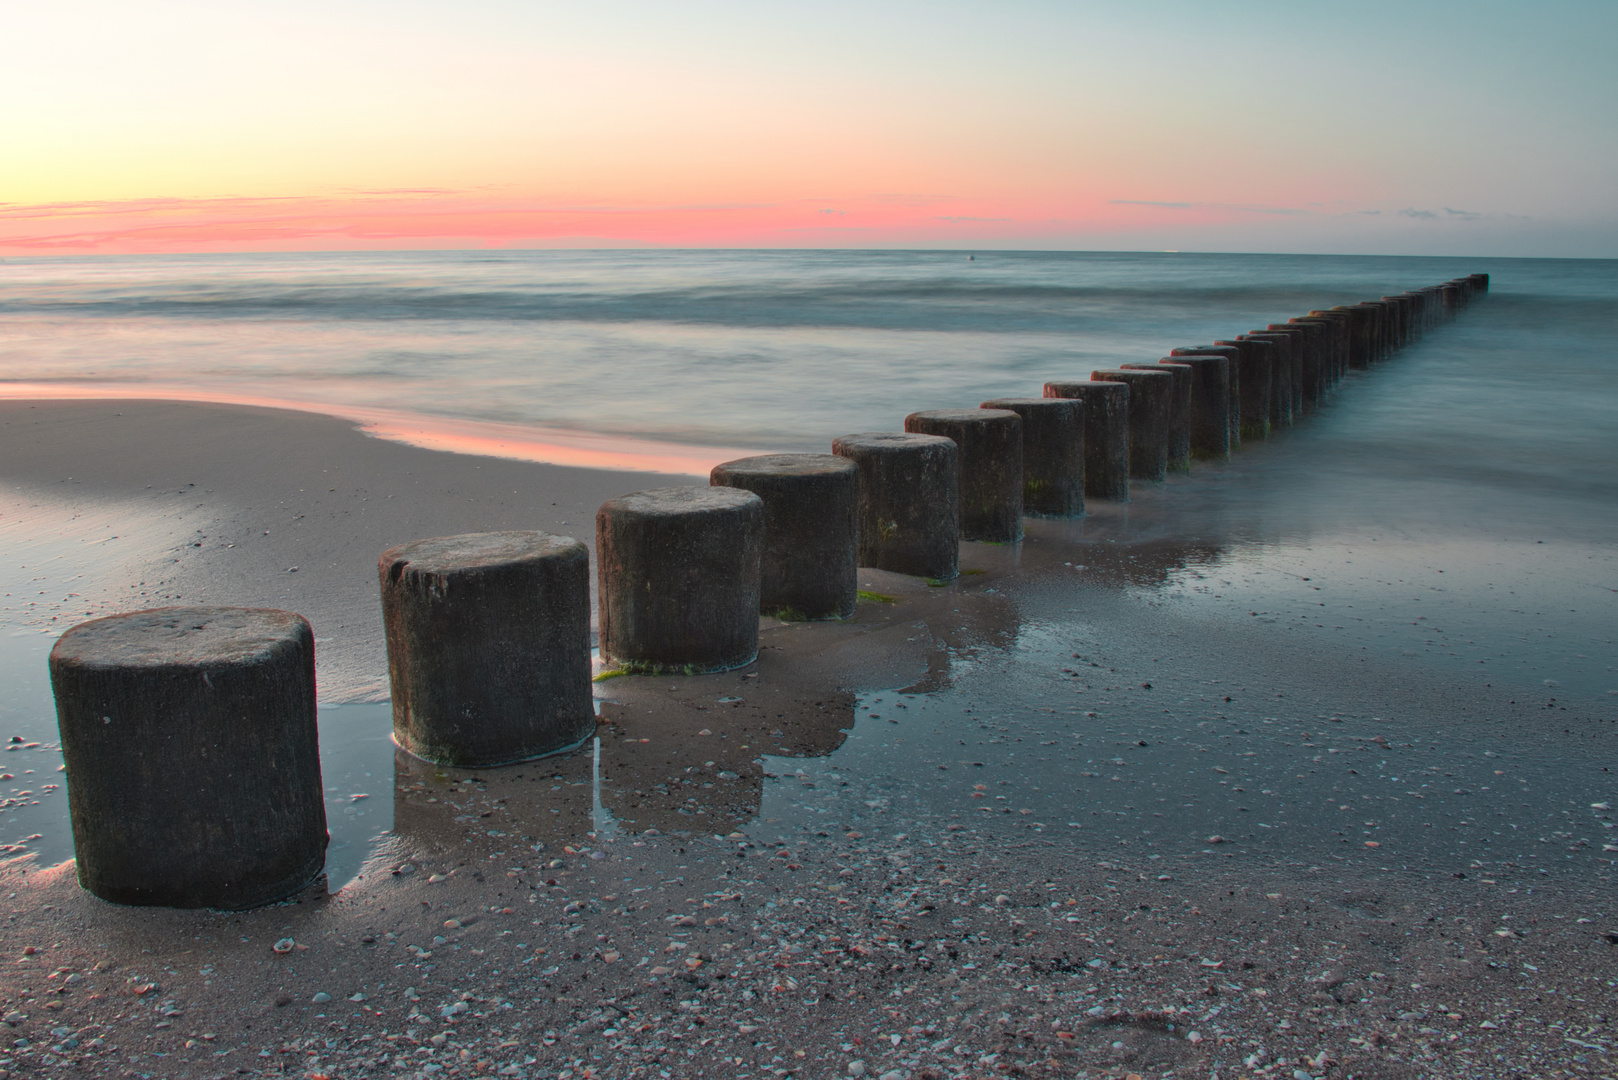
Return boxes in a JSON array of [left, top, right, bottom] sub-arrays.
[[1, 249, 1615, 890]]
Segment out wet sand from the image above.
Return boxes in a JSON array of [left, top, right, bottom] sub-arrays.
[[1, 399, 1616, 1080]]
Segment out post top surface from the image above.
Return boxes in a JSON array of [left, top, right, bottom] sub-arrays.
[[600, 485, 762, 518], [381, 530, 585, 575], [1093, 368, 1172, 379], [1171, 344, 1241, 355], [1156, 355, 1224, 366], [832, 432, 956, 454], [51, 607, 309, 669], [711, 453, 855, 479], [979, 397, 1079, 410], [1044, 380, 1128, 397], [905, 408, 1020, 427]]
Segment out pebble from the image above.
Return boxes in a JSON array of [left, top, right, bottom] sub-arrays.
[[846, 1061, 866, 1077], [271, 938, 295, 954], [310, 992, 332, 1004]]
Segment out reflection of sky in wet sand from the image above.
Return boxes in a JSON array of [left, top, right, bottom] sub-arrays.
[[5, 441, 1614, 892]]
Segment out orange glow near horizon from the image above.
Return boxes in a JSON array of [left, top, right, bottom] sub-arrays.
[[1, 1, 1611, 258], [0, 190, 1243, 254]]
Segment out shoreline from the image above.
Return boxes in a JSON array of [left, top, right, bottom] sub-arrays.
[[1, 396, 1613, 1078], [0, 385, 767, 477], [0, 397, 717, 702]]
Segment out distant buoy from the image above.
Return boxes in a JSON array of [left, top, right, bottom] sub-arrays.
[[968, 255, 975, 261]]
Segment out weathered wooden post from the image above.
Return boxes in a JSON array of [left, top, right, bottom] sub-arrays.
[[1156, 355, 1229, 461], [831, 432, 960, 580], [904, 408, 1023, 542], [1241, 331, 1299, 423], [1214, 338, 1275, 441], [380, 531, 594, 767], [979, 397, 1086, 516], [1267, 321, 1326, 408], [1122, 361, 1192, 471], [1171, 345, 1243, 448], [50, 606, 327, 909], [1043, 380, 1130, 501], [710, 453, 859, 621], [597, 487, 764, 673], [1091, 368, 1173, 481]]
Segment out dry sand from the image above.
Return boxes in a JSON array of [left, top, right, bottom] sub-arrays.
[[0, 400, 1614, 1080]]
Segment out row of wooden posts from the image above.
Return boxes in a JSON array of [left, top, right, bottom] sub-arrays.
[[46, 274, 1488, 909]]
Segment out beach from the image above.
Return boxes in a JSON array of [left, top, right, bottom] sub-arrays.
[[1, 388, 1616, 1079]]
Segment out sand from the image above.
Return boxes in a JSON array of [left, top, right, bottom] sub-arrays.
[[0, 399, 1614, 1080]]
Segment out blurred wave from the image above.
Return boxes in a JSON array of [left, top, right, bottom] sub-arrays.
[[0, 249, 1613, 467]]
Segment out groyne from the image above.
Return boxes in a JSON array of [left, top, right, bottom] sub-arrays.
[[47, 273, 1488, 906]]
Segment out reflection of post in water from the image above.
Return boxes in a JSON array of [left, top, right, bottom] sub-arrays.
[[597, 688, 854, 836], [1019, 519, 1227, 590], [391, 743, 596, 854]]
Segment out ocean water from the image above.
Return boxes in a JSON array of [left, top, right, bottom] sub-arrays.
[[1, 250, 1615, 890], [6, 249, 1608, 454]]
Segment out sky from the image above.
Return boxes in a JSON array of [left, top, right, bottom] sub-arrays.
[[2, 0, 1614, 257]]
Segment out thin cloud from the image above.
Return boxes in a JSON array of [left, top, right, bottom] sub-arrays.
[[1110, 199, 1309, 217], [1399, 208, 1439, 219]]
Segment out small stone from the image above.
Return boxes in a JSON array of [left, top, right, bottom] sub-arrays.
[[993, 895, 1011, 906], [311, 992, 332, 1004], [271, 938, 295, 954], [443, 919, 462, 929], [847, 1062, 866, 1077], [880, 1072, 904, 1080]]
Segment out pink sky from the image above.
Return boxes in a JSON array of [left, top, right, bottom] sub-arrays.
[[3, 0, 1612, 257]]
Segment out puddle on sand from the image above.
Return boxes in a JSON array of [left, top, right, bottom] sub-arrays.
[[0, 632, 396, 890], [5, 496, 1615, 899]]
